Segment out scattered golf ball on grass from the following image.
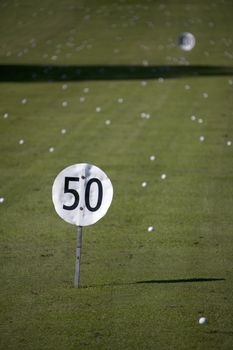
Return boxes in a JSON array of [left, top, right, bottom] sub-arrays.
[[0, 197, 5, 204], [3, 113, 9, 119], [161, 174, 167, 180], [200, 136, 205, 142], [49, 147, 54, 153], [96, 107, 101, 112], [141, 181, 147, 187], [61, 129, 67, 134], [198, 317, 208, 325], [191, 115, 196, 121], [150, 155, 156, 161], [19, 139, 24, 145], [147, 226, 154, 232], [227, 141, 232, 146], [62, 101, 68, 107], [105, 120, 111, 125], [21, 98, 27, 104]]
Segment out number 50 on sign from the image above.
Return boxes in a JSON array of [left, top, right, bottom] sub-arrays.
[[52, 163, 113, 226]]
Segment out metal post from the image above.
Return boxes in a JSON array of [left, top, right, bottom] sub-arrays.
[[74, 226, 83, 288]]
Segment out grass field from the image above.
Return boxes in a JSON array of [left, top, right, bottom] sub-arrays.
[[0, 1, 233, 349]]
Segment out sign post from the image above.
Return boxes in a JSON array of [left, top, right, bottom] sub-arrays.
[[74, 226, 83, 288], [52, 163, 113, 288]]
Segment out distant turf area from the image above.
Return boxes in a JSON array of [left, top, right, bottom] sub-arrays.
[[0, 1, 233, 349]]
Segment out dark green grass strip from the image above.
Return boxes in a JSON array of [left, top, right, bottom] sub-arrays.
[[0, 64, 233, 82]]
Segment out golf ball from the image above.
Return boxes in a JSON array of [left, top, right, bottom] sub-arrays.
[[191, 115, 196, 121], [200, 136, 205, 142], [198, 317, 208, 325], [3, 113, 8, 119], [0, 197, 5, 204], [147, 226, 154, 232], [96, 107, 101, 112], [178, 32, 196, 51], [141, 181, 147, 187], [21, 98, 27, 104], [150, 155, 156, 161], [161, 174, 167, 180], [49, 147, 54, 153], [227, 141, 232, 146], [105, 120, 111, 125], [62, 101, 68, 107], [19, 139, 24, 145], [61, 129, 67, 134]]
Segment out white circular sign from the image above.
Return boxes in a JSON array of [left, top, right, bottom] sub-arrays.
[[178, 32, 196, 51], [52, 163, 113, 226]]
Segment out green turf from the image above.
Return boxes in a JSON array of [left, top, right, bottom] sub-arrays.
[[0, 1, 233, 349]]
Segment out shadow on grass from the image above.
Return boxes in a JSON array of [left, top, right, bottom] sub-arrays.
[[136, 277, 226, 284], [0, 64, 233, 82], [82, 277, 225, 289]]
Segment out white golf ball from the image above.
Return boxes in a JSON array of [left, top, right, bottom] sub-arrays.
[[198, 317, 208, 325], [21, 98, 27, 104], [19, 139, 24, 145], [83, 87, 89, 93], [62, 84, 68, 90], [161, 174, 167, 180], [200, 136, 205, 142], [141, 181, 147, 187], [178, 32, 196, 51], [80, 96, 85, 102], [150, 155, 156, 161], [147, 226, 154, 232], [0, 197, 5, 204], [227, 141, 232, 146], [118, 98, 124, 103], [61, 129, 67, 134], [96, 107, 101, 112], [49, 147, 54, 153], [62, 101, 68, 107], [198, 118, 203, 124], [3, 113, 9, 119], [191, 115, 196, 121], [105, 120, 111, 125], [203, 92, 208, 98]]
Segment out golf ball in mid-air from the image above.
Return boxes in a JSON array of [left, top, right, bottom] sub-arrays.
[[178, 32, 196, 51], [198, 317, 208, 325]]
